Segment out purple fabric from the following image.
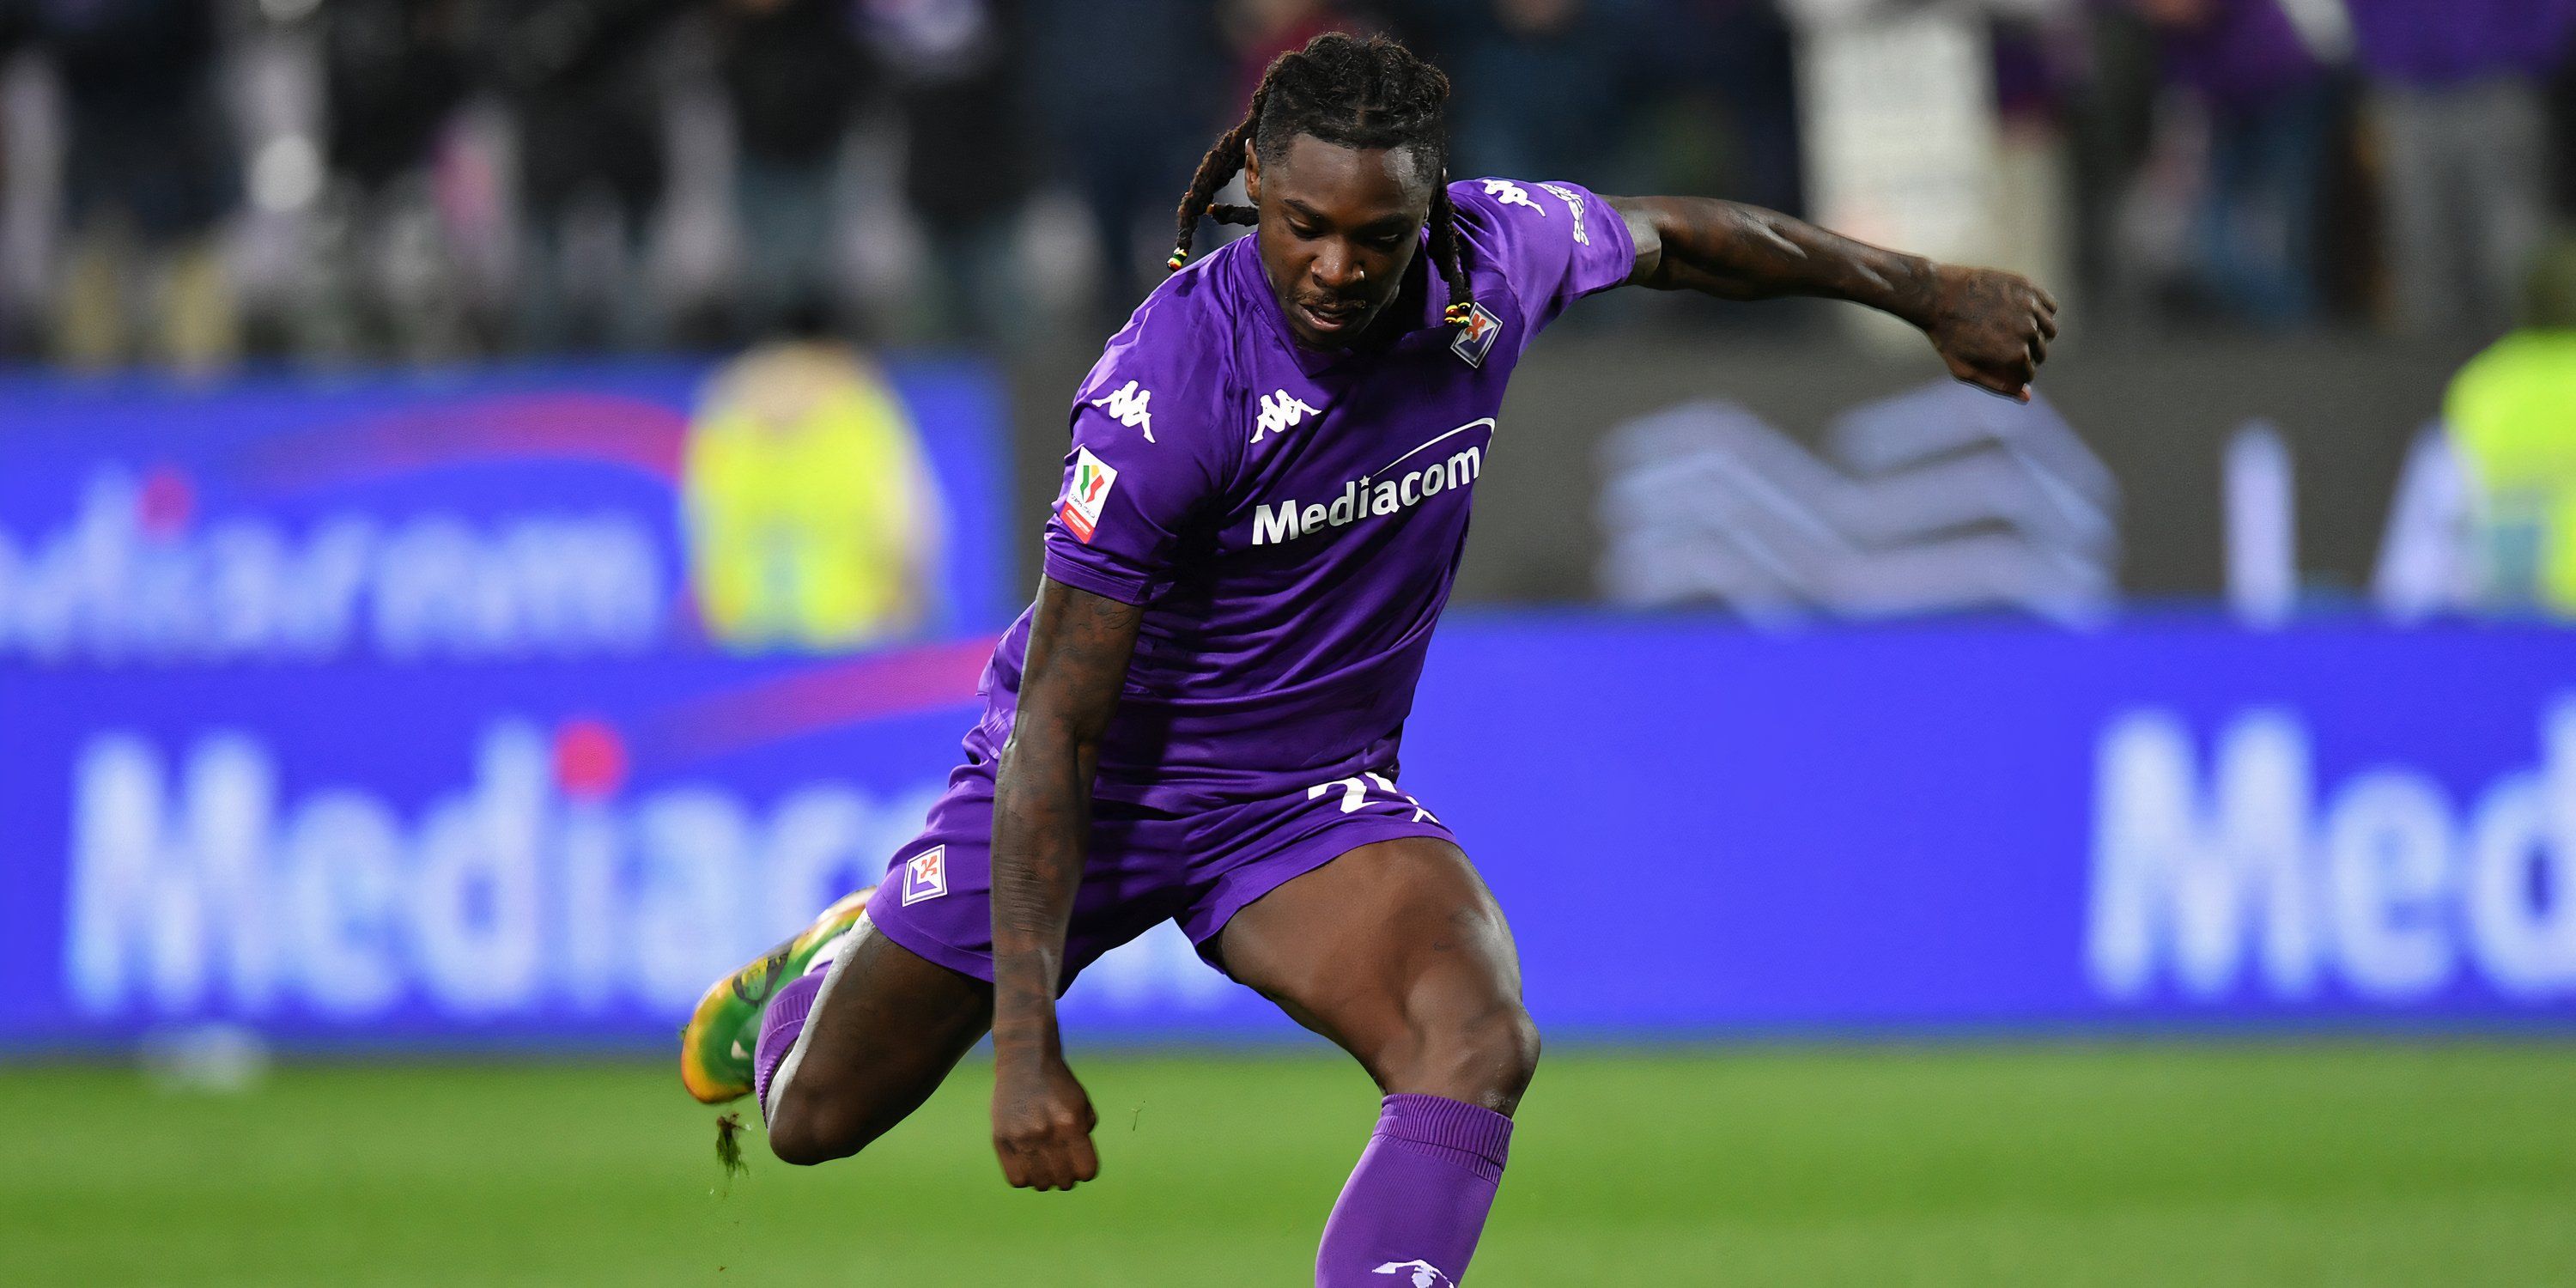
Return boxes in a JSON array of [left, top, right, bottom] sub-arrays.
[[2156, 0, 2328, 109], [2347, 0, 2576, 83], [752, 970, 823, 1123], [1315, 1094, 1516, 1287], [988, 177, 1634, 814], [864, 755, 1458, 987]]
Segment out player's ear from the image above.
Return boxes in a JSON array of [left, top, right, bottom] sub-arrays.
[[1242, 141, 1261, 205]]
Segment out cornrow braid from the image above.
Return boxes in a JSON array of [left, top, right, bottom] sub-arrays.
[[1167, 32, 1473, 328], [1426, 182, 1470, 325], [1169, 80, 1270, 270]]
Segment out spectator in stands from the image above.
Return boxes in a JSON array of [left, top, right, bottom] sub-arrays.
[[0, 1, 25, 354], [862, 0, 1035, 345], [2348, 0, 2573, 337], [494, 0, 683, 351], [1027, 0, 1224, 319], [31, 0, 237, 371], [2139, 0, 2341, 328], [1427, 0, 1637, 182], [720, 0, 863, 341], [1678, 0, 1807, 218], [1225, 0, 1360, 115], [313, 0, 477, 359]]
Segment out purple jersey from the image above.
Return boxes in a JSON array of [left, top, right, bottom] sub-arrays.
[[970, 177, 1634, 811]]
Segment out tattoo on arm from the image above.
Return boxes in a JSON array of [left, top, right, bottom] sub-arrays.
[[1606, 195, 1937, 328], [987, 577, 1143, 1062]]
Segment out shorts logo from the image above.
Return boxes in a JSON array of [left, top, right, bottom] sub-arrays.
[[1374, 1260, 1455, 1288], [1450, 303, 1502, 368], [1059, 447, 1118, 544], [902, 846, 950, 905]]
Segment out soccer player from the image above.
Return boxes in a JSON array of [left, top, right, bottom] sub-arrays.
[[679, 32, 2056, 1285]]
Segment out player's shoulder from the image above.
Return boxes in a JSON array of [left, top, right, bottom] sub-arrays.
[[1072, 244, 1263, 457], [1447, 176, 1605, 251], [1449, 175, 1585, 221], [1444, 176, 1628, 319]]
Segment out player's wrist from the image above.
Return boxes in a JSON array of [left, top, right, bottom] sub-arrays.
[[1891, 257, 1944, 331], [993, 1035, 1066, 1077], [989, 997, 1065, 1067]]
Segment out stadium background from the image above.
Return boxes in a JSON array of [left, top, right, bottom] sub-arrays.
[[3, 1, 2575, 1284]]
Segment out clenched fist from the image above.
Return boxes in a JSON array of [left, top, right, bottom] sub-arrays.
[[992, 1052, 1099, 1191], [1923, 264, 2058, 403]]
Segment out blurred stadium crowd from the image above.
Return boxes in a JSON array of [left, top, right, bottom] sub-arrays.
[[0, 0, 2569, 370]]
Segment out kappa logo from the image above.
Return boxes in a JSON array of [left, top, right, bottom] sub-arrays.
[[1449, 302, 1503, 368], [902, 846, 949, 905], [1481, 178, 1543, 215], [1091, 380, 1155, 443], [1059, 447, 1118, 544], [1254, 390, 1322, 444], [1537, 181, 1589, 246], [1373, 1261, 1455, 1288]]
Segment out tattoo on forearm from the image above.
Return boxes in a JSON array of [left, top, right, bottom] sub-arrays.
[[1627, 196, 1934, 325], [987, 580, 1142, 1056]]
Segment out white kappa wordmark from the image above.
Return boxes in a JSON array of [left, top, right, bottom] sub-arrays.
[[1254, 389, 1322, 443], [1091, 380, 1155, 442]]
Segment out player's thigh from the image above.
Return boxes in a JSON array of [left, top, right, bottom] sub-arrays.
[[1210, 835, 1539, 1112], [766, 917, 994, 1164]]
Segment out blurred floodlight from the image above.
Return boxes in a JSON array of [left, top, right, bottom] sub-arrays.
[[251, 135, 324, 213]]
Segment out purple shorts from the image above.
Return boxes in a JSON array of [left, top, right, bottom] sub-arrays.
[[865, 760, 1455, 987]]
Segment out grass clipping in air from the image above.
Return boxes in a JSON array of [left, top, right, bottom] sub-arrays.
[[714, 1113, 749, 1192]]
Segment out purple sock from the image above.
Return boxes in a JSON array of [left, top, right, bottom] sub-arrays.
[[751, 971, 824, 1124], [1315, 1094, 1515, 1287]]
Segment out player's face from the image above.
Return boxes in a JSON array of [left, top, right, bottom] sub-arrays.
[[1243, 135, 1432, 349]]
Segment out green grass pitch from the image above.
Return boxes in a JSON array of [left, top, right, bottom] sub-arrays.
[[4, 1042, 2573, 1286]]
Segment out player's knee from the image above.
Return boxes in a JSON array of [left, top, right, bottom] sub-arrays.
[[763, 1084, 881, 1168], [1399, 998, 1541, 1114], [1474, 1003, 1543, 1106]]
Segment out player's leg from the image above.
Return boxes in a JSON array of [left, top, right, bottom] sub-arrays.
[[1210, 836, 1537, 1287], [756, 916, 993, 1165]]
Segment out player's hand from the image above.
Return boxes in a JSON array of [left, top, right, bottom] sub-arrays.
[[991, 1051, 1099, 1191], [1923, 264, 2058, 403]]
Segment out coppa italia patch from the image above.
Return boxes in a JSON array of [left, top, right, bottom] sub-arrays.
[[1060, 447, 1118, 543]]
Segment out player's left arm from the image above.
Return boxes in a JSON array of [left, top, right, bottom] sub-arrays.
[[1603, 195, 2059, 403]]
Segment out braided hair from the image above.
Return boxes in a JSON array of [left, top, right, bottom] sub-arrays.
[[1169, 33, 1473, 328]]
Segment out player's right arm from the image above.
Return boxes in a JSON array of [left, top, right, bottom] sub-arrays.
[[987, 573, 1140, 1192], [987, 331, 1232, 1191]]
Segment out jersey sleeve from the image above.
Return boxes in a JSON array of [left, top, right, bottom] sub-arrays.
[[1449, 177, 1637, 348], [1038, 345, 1232, 605]]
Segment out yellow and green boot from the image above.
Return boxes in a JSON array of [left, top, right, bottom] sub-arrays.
[[678, 887, 873, 1104]]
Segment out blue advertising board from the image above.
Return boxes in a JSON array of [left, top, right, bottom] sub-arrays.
[[2, 365, 2572, 1049], [1403, 616, 2576, 1032]]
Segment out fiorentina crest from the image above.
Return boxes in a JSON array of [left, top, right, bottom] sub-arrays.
[[902, 846, 949, 904], [1449, 303, 1501, 368]]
